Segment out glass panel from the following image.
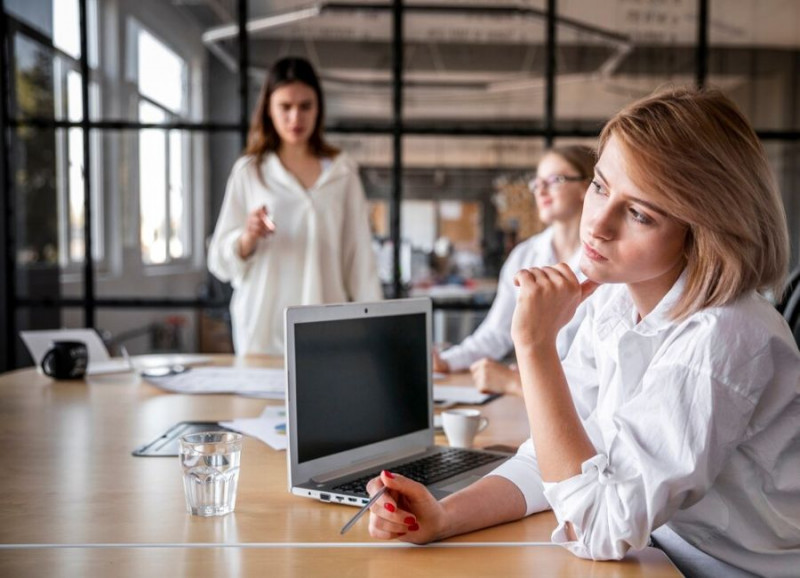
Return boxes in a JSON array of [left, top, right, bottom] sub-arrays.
[[13, 34, 55, 119], [556, 1, 697, 130], [93, 2, 240, 124], [247, 1, 392, 123], [709, 0, 800, 131], [95, 308, 201, 356], [5, 0, 54, 42], [169, 130, 187, 260], [403, 2, 547, 126], [12, 126, 84, 300], [94, 130, 209, 300], [52, 0, 81, 60], [139, 102, 168, 264], [138, 28, 186, 114]]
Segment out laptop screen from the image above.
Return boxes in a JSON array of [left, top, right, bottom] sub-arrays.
[[294, 311, 429, 464]]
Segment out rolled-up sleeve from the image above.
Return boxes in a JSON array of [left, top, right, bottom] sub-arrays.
[[541, 360, 758, 561], [486, 439, 551, 515]]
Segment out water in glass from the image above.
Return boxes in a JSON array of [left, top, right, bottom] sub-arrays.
[[180, 432, 242, 516]]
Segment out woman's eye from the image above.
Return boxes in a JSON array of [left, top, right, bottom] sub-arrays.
[[629, 208, 653, 225], [591, 180, 606, 195]]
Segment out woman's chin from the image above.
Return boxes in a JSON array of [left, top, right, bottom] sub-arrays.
[[579, 259, 614, 284]]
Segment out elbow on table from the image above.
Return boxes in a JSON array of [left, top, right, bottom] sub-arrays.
[[560, 522, 641, 562]]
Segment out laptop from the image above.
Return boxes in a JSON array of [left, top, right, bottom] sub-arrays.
[[284, 297, 509, 507]]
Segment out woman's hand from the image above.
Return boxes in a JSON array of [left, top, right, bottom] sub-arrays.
[[511, 264, 598, 353], [238, 205, 276, 258], [469, 359, 522, 396], [366, 471, 448, 544], [432, 349, 451, 373]]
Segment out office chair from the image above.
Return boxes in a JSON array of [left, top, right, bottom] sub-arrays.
[[776, 266, 800, 347]]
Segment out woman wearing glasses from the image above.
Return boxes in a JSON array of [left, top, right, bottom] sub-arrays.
[[434, 145, 595, 396]]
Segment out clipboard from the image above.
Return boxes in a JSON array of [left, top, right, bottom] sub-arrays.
[[132, 421, 234, 457]]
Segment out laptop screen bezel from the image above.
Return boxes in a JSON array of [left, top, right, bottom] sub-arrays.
[[284, 298, 434, 490]]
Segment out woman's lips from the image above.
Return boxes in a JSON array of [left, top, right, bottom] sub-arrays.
[[583, 242, 607, 262]]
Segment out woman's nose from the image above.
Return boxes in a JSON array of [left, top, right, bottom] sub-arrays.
[[587, 206, 615, 240]]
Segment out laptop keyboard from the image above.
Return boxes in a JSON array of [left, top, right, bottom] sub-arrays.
[[331, 448, 504, 497]]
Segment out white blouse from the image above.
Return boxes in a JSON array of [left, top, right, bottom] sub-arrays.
[[440, 227, 581, 371], [207, 152, 382, 355], [490, 273, 800, 577]]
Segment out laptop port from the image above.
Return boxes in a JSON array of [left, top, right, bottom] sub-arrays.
[[320, 493, 330, 501], [348, 497, 357, 502]]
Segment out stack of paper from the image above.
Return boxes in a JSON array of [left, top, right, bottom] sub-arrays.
[[144, 366, 286, 399]]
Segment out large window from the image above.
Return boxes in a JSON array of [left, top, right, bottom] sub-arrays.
[[135, 25, 190, 265]]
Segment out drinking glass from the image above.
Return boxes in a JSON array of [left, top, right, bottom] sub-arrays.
[[179, 431, 243, 516]]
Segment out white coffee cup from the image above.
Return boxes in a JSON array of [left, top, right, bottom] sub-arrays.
[[442, 409, 489, 448]]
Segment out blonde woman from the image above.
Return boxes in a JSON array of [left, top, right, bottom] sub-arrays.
[[367, 88, 799, 578], [208, 57, 381, 355], [434, 145, 594, 396]]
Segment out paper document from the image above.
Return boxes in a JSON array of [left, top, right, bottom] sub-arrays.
[[220, 405, 287, 451], [145, 366, 286, 398], [433, 385, 496, 405]]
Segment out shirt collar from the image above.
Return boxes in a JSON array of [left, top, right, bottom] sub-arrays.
[[593, 268, 688, 339]]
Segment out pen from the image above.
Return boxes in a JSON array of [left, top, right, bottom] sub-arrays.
[[339, 486, 387, 535]]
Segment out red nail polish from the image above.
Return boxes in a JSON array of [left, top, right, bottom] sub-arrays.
[[384, 503, 396, 513], [383, 470, 395, 479], [408, 524, 420, 532], [404, 517, 416, 525]]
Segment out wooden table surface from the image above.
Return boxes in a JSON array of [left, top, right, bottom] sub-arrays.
[[0, 355, 681, 577]]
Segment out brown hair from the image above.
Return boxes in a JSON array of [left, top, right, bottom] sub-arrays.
[[548, 144, 595, 180], [244, 56, 339, 168], [599, 87, 789, 319]]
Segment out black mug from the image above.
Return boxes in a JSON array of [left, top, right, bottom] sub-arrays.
[[41, 340, 88, 380]]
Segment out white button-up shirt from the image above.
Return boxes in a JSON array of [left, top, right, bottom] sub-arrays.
[[207, 153, 382, 355], [440, 227, 581, 371], [490, 273, 800, 577]]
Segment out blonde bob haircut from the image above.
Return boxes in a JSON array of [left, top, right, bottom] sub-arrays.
[[599, 87, 789, 320]]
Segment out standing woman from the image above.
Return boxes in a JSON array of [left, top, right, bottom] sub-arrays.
[[208, 57, 382, 355], [434, 145, 594, 395]]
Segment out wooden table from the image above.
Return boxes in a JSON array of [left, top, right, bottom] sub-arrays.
[[0, 355, 681, 577]]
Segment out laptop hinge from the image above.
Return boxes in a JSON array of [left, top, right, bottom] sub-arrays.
[[311, 446, 431, 485]]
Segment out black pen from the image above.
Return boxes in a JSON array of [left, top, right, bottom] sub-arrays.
[[339, 487, 387, 535]]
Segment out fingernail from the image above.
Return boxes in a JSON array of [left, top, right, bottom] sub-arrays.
[[404, 516, 416, 525], [383, 470, 395, 479], [408, 524, 420, 532], [384, 503, 396, 513]]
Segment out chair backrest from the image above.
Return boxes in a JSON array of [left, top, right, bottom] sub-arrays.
[[776, 267, 800, 347]]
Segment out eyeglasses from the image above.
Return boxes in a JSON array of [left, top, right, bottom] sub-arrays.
[[528, 174, 585, 193]]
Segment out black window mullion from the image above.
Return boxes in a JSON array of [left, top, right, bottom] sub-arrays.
[[1, 2, 17, 369], [238, 0, 248, 148], [390, 0, 403, 298], [696, 0, 709, 90], [545, 0, 556, 148], [79, 0, 94, 328]]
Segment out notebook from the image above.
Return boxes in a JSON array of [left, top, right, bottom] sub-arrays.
[[284, 297, 509, 507]]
